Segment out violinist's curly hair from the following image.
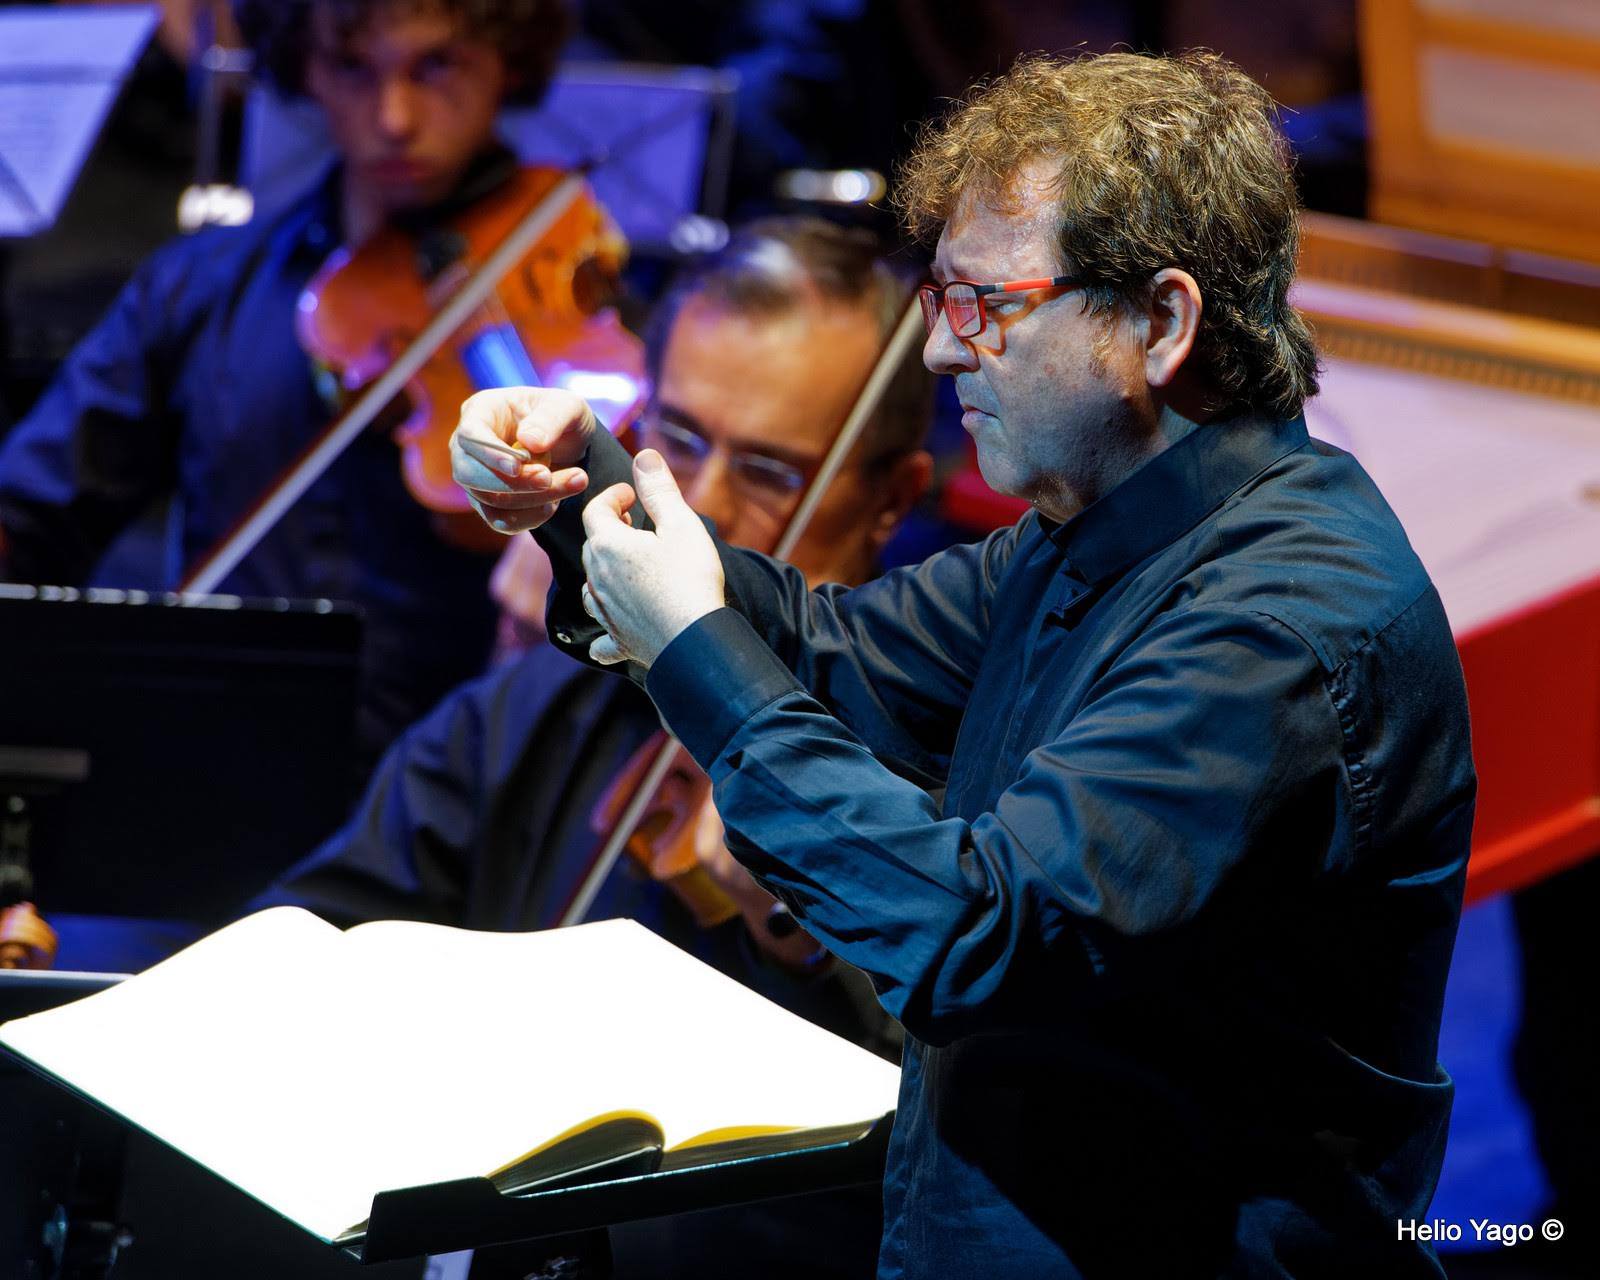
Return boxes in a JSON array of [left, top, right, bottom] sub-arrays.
[[645, 216, 933, 465], [897, 51, 1319, 420], [234, 0, 572, 105]]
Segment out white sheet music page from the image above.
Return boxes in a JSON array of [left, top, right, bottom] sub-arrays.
[[0, 909, 900, 1243]]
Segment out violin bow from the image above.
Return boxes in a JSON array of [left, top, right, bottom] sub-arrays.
[[181, 173, 589, 595], [556, 296, 927, 928]]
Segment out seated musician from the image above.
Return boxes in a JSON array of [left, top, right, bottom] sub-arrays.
[[0, 0, 575, 764], [257, 216, 932, 1278]]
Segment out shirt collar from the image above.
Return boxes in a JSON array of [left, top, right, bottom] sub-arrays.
[[1045, 414, 1310, 584]]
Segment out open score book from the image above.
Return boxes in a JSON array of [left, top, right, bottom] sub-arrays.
[[0, 909, 900, 1245]]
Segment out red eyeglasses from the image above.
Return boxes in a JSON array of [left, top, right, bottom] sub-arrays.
[[917, 276, 1082, 338]]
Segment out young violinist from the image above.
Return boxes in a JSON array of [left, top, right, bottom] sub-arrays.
[[257, 217, 934, 1278], [0, 0, 574, 766]]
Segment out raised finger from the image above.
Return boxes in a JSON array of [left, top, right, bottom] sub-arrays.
[[629, 449, 694, 533]]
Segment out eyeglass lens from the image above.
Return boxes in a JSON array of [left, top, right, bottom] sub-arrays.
[[919, 283, 982, 338], [643, 415, 806, 498]]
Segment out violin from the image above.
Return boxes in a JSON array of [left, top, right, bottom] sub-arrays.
[[563, 299, 930, 945], [0, 797, 57, 969], [182, 167, 646, 592], [296, 166, 647, 550]]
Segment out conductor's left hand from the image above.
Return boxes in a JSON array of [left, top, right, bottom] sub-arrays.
[[582, 449, 725, 668]]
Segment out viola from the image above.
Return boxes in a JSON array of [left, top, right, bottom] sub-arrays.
[[0, 832, 55, 969], [590, 733, 737, 931]]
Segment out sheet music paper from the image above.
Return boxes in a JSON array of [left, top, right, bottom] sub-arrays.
[[0, 5, 159, 237], [0, 910, 901, 1243]]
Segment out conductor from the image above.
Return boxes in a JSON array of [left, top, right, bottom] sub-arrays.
[[450, 52, 1476, 1280]]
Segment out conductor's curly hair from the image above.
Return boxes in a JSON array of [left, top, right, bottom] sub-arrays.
[[898, 52, 1320, 421], [234, 0, 573, 105]]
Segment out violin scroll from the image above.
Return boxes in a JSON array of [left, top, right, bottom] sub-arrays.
[[0, 902, 57, 970]]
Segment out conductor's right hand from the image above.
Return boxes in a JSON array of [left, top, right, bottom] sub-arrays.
[[451, 387, 596, 535]]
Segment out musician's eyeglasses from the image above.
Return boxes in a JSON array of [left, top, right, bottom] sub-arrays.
[[917, 276, 1083, 339], [639, 408, 810, 503]]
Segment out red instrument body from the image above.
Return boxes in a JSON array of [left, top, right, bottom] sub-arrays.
[[1456, 580, 1600, 902]]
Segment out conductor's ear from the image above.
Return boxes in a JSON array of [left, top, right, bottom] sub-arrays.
[[1143, 268, 1202, 390]]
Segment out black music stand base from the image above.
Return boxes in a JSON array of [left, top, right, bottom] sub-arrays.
[[345, 1117, 893, 1266]]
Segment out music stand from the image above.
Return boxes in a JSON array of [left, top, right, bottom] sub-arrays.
[[344, 1117, 893, 1268], [0, 5, 159, 238], [0, 586, 362, 936]]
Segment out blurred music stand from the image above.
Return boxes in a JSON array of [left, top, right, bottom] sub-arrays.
[[0, 5, 159, 238], [0, 587, 362, 955]]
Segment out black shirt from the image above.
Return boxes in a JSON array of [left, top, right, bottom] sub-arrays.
[[543, 412, 1477, 1278]]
